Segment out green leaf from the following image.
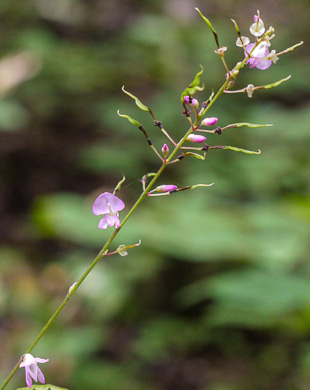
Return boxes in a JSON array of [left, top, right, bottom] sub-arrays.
[[122, 86, 150, 112], [180, 66, 204, 102], [117, 110, 141, 127], [222, 146, 262, 155], [17, 385, 69, 390]]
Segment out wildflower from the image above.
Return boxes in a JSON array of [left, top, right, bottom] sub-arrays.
[[19, 353, 49, 389], [201, 117, 218, 126], [184, 96, 199, 107], [245, 42, 272, 70], [186, 134, 206, 143], [92, 192, 125, 229]]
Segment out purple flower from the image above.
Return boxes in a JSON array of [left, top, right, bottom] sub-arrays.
[[92, 192, 125, 229], [245, 42, 272, 70], [19, 353, 49, 388]]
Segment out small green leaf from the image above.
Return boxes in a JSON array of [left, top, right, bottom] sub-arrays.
[[117, 110, 141, 127], [17, 385, 69, 390], [122, 86, 150, 112], [181, 66, 204, 102], [223, 146, 261, 155]]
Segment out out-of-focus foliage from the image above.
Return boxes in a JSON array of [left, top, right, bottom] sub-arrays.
[[0, 1, 310, 389]]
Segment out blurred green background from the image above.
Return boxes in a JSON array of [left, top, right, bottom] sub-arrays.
[[0, 0, 309, 389]]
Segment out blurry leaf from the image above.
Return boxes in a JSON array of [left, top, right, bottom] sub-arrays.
[[179, 269, 310, 328], [32, 192, 106, 247], [73, 361, 156, 390], [134, 316, 209, 362], [0, 99, 29, 131]]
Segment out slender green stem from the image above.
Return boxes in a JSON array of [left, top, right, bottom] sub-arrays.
[[0, 55, 246, 390]]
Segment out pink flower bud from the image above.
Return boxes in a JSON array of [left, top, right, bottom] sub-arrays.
[[184, 96, 199, 107], [155, 185, 177, 193], [201, 117, 218, 126], [162, 143, 169, 157], [186, 134, 206, 143]]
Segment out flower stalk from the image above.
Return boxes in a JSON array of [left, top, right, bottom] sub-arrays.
[[0, 9, 302, 390]]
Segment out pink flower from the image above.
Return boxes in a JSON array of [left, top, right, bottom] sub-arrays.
[[186, 134, 206, 143], [19, 353, 49, 388], [245, 42, 272, 70], [92, 192, 125, 229]]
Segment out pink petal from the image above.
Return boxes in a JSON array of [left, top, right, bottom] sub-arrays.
[[28, 364, 38, 382], [92, 192, 125, 215], [25, 368, 33, 388], [114, 216, 120, 228], [98, 215, 109, 229], [254, 59, 272, 70], [35, 358, 49, 364], [37, 366, 46, 384]]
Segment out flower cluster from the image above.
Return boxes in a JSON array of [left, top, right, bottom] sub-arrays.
[[236, 11, 278, 70]]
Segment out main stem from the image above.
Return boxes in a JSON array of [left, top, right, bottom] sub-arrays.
[[1, 65, 240, 390]]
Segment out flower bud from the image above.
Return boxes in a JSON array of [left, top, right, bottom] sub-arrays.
[[186, 134, 206, 143], [155, 185, 177, 193], [184, 96, 199, 107], [162, 143, 169, 157], [201, 117, 218, 126]]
